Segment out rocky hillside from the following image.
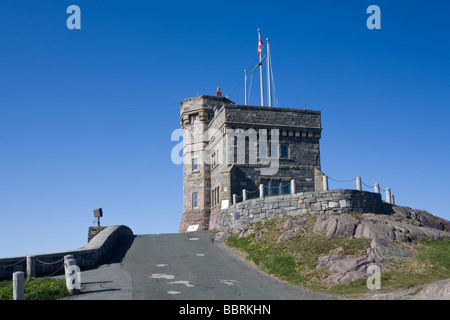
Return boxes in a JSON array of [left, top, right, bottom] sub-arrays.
[[215, 205, 450, 299]]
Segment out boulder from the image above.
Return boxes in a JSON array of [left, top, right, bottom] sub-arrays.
[[411, 278, 450, 300], [370, 236, 412, 262], [313, 214, 359, 238], [276, 230, 298, 244], [316, 254, 374, 284], [282, 217, 310, 229]]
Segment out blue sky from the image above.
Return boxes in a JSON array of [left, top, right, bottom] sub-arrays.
[[0, 0, 449, 258]]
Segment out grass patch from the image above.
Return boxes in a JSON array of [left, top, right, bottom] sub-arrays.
[[0, 277, 69, 300], [376, 237, 450, 291]]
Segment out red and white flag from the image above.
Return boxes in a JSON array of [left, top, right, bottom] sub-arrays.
[[258, 34, 263, 56]]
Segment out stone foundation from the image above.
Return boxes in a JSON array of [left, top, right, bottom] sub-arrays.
[[179, 209, 211, 233], [214, 189, 383, 232]]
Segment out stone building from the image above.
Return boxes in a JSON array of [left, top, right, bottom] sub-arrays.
[[178, 89, 323, 233]]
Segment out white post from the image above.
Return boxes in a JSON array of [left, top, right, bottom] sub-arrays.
[[259, 184, 264, 198], [290, 179, 296, 194], [356, 177, 362, 191], [64, 257, 81, 295], [374, 183, 380, 194], [13, 271, 24, 300], [266, 38, 272, 107], [243, 189, 247, 201], [386, 188, 392, 204], [26, 256, 35, 278], [391, 194, 395, 205], [322, 176, 328, 191], [233, 194, 237, 205]]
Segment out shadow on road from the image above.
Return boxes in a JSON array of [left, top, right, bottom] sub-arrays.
[[103, 235, 136, 264]]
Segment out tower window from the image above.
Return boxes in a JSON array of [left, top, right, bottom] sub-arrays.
[[280, 144, 289, 159], [192, 158, 199, 171], [192, 193, 198, 209]]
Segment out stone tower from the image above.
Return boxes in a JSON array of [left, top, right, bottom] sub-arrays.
[[179, 90, 322, 233]]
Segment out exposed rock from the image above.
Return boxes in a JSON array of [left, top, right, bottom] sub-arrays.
[[276, 230, 298, 244], [293, 226, 306, 234], [212, 231, 230, 242], [313, 214, 359, 238], [410, 278, 450, 300], [316, 254, 375, 284], [370, 236, 412, 262], [282, 217, 310, 229], [366, 278, 450, 300], [238, 229, 255, 239]]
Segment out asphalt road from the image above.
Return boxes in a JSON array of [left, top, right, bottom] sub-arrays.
[[63, 231, 337, 300]]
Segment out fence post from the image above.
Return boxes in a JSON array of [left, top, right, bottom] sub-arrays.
[[290, 179, 296, 194], [13, 271, 24, 300], [374, 183, 380, 194], [322, 176, 328, 191], [232, 194, 237, 205], [356, 177, 362, 191], [386, 188, 391, 204], [242, 189, 247, 201], [259, 184, 264, 198], [26, 256, 35, 278], [64, 257, 80, 295], [391, 194, 395, 205]]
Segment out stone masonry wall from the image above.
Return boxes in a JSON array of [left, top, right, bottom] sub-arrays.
[[212, 189, 383, 232]]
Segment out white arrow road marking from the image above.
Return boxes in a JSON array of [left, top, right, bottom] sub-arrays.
[[149, 274, 175, 279], [156, 264, 168, 267], [167, 291, 181, 295], [220, 279, 238, 286], [167, 280, 194, 288], [189, 238, 199, 241]]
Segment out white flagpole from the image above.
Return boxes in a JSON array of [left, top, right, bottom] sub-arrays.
[[244, 69, 248, 105], [266, 38, 272, 107], [258, 29, 264, 106]]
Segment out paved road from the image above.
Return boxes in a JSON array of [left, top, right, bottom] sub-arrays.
[[63, 231, 337, 300]]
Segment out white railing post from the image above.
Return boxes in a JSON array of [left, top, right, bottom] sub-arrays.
[[13, 271, 24, 300], [386, 188, 392, 204], [374, 183, 380, 194], [233, 194, 237, 205], [26, 256, 35, 278], [322, 176, 328, 191], [290, 179, 296, 194], [64, 255, 81, 295], [242, 189, 247, 201], [259, 184, 264, 198], [356, 177, 362, 191]]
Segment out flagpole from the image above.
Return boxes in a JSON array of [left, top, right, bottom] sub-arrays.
[[244, 70, 248, 105], [266, 38, 272, 107], [258, 29, 264, 106]]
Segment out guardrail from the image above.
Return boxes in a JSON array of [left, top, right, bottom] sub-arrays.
[[0, 225, 133, 280]]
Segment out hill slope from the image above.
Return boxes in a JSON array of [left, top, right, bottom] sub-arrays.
[[215, 205, 450, 299]]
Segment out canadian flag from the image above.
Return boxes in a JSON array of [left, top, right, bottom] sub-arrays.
[[258, 34, 263, 56]]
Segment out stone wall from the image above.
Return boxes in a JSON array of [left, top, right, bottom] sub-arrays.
[[0, 225, 133, 280], [212, 190, 383, 232]]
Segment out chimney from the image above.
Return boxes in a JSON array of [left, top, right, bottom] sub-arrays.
[[216, 87, 222, 97]]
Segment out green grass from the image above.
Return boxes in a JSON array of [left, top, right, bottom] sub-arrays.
[[225, 216, 450, 298], [0, 277, 69, 300]]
